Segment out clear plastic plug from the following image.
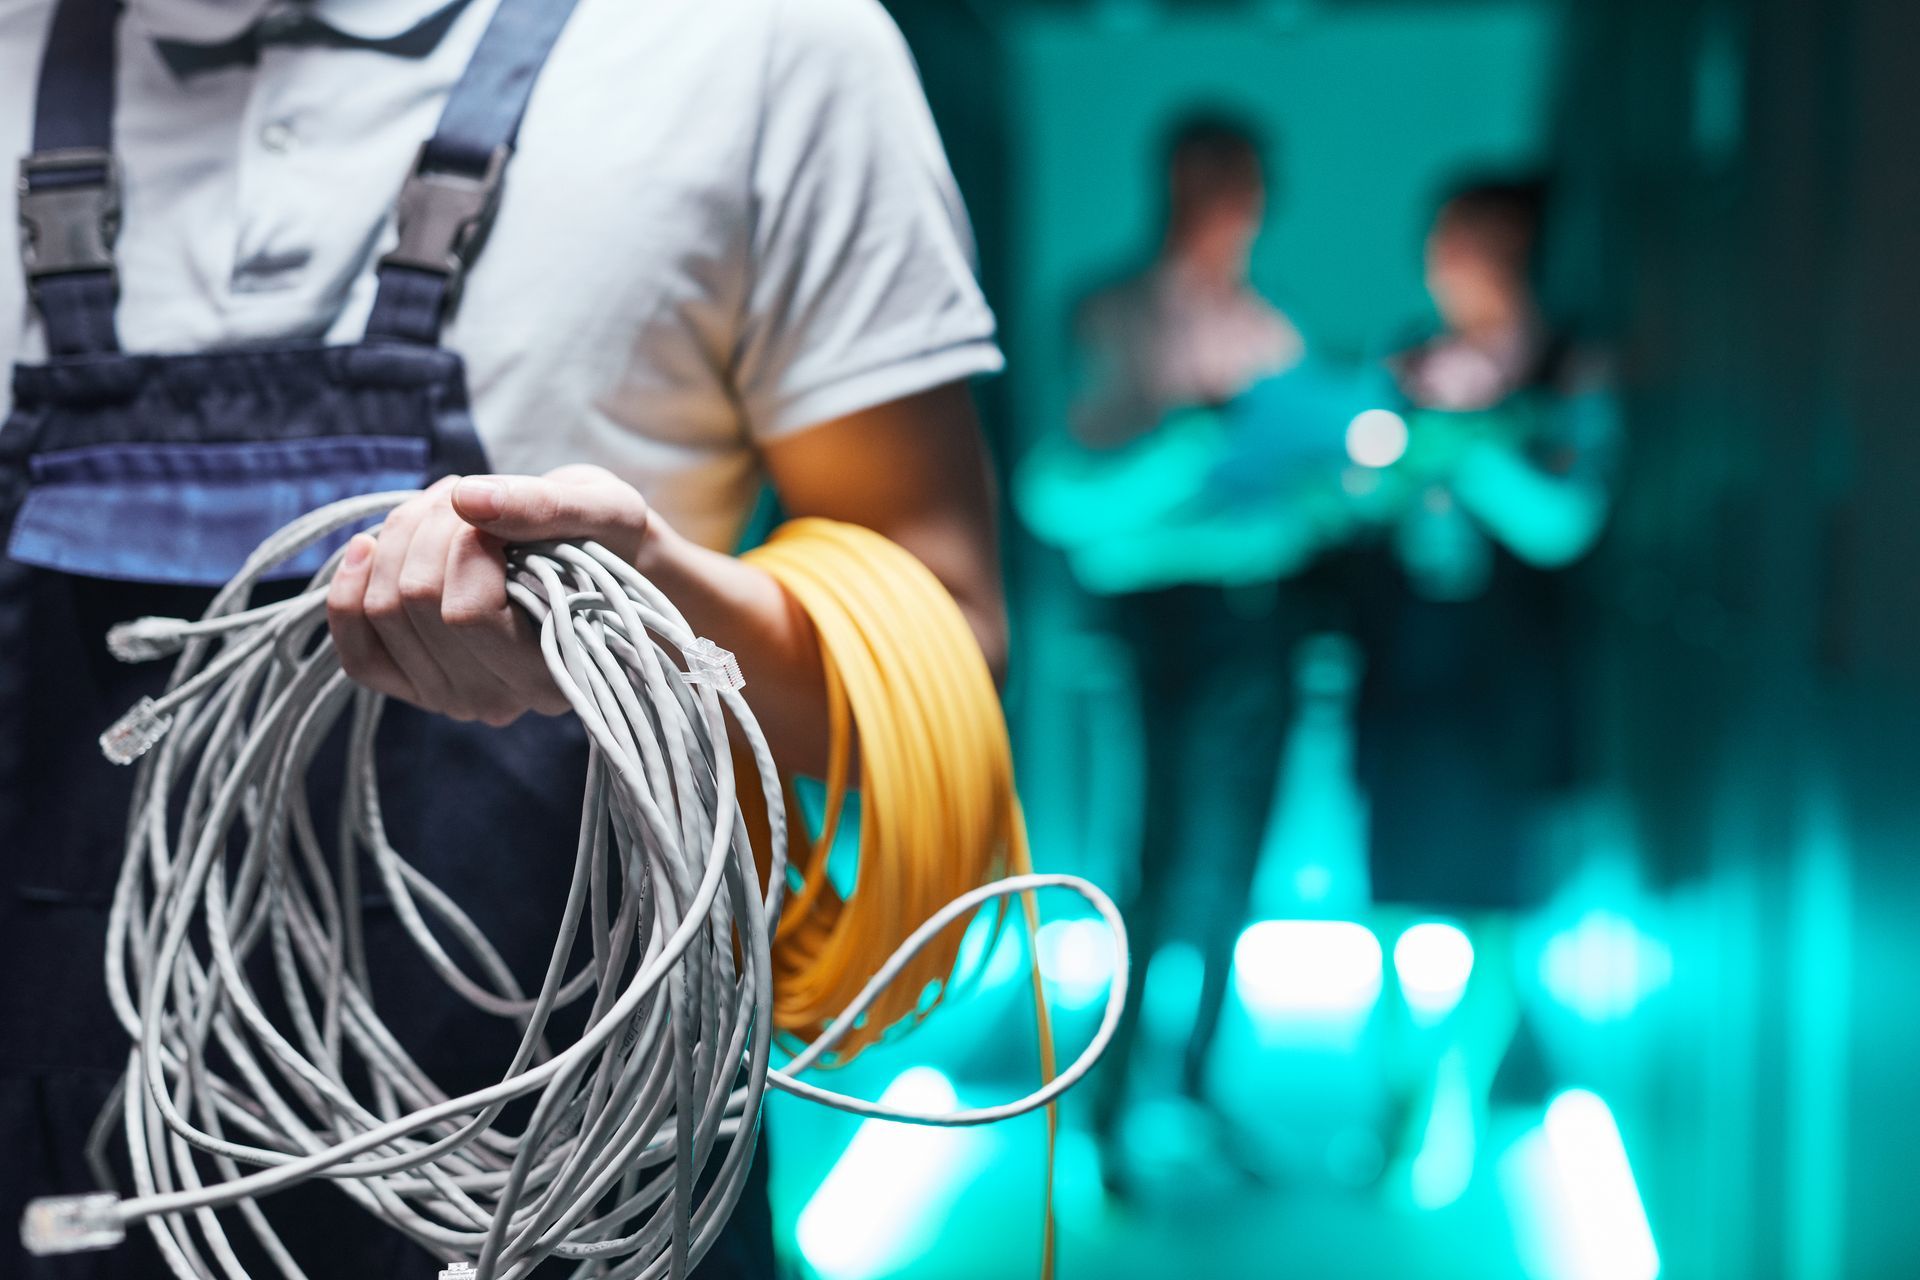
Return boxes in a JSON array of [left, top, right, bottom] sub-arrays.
[[437, 1263, 477, 1280], [100, 697, 173, 765], [20, 1193, 124, 1256], [682, 637, 745, 692], [106, 617, 188, 663]]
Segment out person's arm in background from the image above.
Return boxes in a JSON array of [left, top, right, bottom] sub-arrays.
[[1066, 290, 1163, 451], [1017, 288, 1232, 553], [1443, 374, 1622, 568]]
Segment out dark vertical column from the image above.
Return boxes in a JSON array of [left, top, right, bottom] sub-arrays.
[[1553, 0, 1920, 1273], [1824, 0, 1920, 1274]]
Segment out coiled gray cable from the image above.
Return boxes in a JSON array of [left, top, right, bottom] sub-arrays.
[[21, 493, 1128, 1280]]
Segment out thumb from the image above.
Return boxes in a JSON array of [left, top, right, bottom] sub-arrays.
[[452, 474, 651, 558]]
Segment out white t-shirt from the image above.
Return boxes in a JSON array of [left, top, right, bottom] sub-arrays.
[[1070, 264, 1300, 449], [0, 0, 1004, 551]]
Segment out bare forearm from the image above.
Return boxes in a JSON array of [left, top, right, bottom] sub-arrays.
[[328, 412, 1005, 780], [636, 522, 833, 776], [1451, 442, 1610, 568], [638, 523, 1009, 777]]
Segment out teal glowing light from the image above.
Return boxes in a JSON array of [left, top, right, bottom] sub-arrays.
[[954, 904, 1028, 993], [795, 1068, 981, 1279], [1232, 920, 1383, 1017], [1541, 1090, 1660, 1280], [1142, 941, 1204, 1044], [1408, 1046, 1478, 1210], [1540, 910, 1671, 1022], [1035, 916, 1119, 1008], [1394, 921, 1475, 1021]]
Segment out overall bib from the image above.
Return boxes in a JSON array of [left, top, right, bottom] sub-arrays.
[[0, 0, 772, 1274]]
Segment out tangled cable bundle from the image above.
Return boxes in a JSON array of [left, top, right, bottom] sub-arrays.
[[20, 492, 1127, 1279]]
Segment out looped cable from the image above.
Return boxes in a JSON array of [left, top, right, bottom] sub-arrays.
[[25, 494, 1127, 1280]]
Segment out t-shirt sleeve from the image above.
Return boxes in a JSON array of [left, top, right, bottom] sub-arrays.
[[731, 0, 1004, 439]]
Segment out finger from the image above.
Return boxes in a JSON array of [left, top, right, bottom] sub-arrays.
[[398, 499, 502, 708], [363, 490, 462, 712], [451, 473, 651, 561], [327, 533, 419, 702], [438, 524, 555, 723]]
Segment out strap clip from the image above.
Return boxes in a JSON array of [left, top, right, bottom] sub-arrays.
[[380, 142, 509, 312], [17, 148, 120, 279]]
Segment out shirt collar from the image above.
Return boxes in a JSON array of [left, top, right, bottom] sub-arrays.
[[132, 0, 472, 44], [317, 0, 476, 40]]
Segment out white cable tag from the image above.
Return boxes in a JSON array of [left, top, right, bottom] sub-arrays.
[[438, 1263, 477, 1280], [681, 637, 745, 692], [101, 697, 173, 765], [21, 1194, 123, 1256]]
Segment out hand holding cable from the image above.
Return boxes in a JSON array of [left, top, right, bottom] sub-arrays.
[[326, 466, 657, 726], [329, 463, 873, 778], [24, 490, 1126, 1280]]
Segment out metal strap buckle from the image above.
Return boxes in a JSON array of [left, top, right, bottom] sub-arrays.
[[379, 142, 509, 312], [17, 148, 120, 279]]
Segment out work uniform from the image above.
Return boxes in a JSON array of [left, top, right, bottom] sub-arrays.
[[0, 0, 1000, 1274]]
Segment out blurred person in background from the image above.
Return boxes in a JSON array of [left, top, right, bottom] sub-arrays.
[[1069, 114, 1301, 449], [1051, 111, 1304, 1198], [1355, 176, 1620, 1182], [1034, 171, 1622, 1190], [1358, 175, 1618, 911]]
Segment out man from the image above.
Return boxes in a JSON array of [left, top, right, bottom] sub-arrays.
[[1346, 175, 1619, 1196], [1070, 115, 1301, 451], [1052, 112, 1301, 1194], [0, 0, 1006, 1274], [1361, 176, 1618, 908]]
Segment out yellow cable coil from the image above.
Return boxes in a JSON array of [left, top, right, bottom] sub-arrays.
[[742, 518, 1059, 1271]]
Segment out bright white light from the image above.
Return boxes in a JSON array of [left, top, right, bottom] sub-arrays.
[[1345, 408, 1410, 468], [1394, 922, 1475, 1020], [1036, 917, 1118, 1008], [1543, 1090, 1661, 1280], [1232, 920, 1382, 1017], [1540, 910, 1672, 1023], [796, 1068, 980, 1279]]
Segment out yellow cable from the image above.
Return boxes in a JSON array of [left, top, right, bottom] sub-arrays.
[[741, 518, 1059, 1277]]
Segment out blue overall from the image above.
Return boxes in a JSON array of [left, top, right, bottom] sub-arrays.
[[0, 0, 773, 1274]]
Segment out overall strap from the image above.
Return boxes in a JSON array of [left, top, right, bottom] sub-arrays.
[[364, 0, 586, 345], [18, 0, 121, 357]]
